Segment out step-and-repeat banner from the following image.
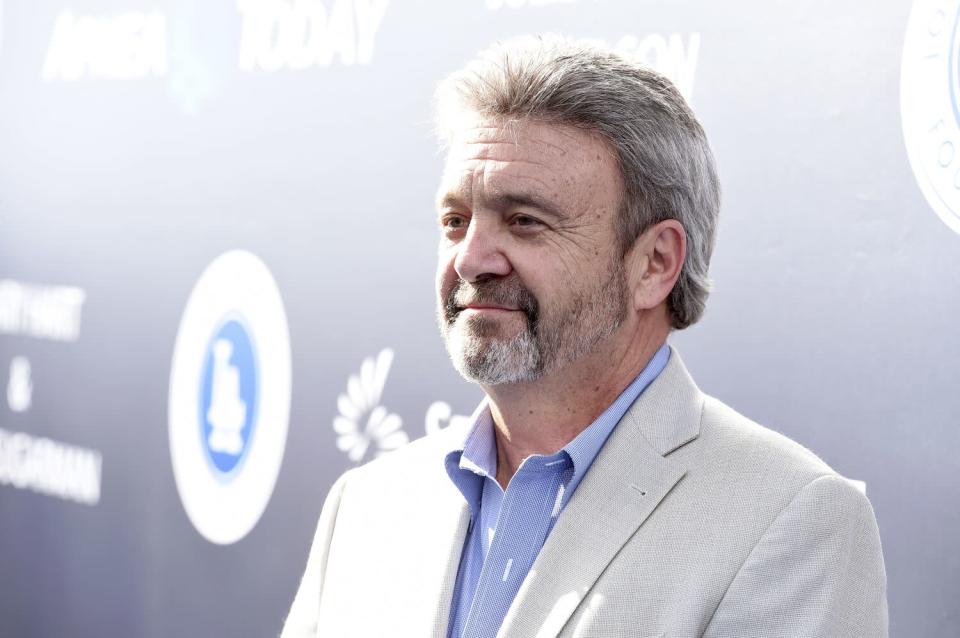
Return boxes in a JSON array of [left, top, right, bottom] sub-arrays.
[[1, 1, 957, 636]]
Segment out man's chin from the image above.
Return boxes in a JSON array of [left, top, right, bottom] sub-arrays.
[[443, 332, 542, 385], [444, 329, 504, 361], [448, 316, 522, 342], [450, 356, 529, 386]]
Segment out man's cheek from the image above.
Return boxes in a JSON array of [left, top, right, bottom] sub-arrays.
[[442, 286, 462, 324], [437, 272, 457, 304]]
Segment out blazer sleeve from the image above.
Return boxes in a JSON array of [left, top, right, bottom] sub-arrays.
[[280, 471, 352, 638], [702, 474, 888, 638]]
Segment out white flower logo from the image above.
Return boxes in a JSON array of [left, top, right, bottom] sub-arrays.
[[334, 348, 408, 463]]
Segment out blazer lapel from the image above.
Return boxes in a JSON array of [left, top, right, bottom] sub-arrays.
[[425, 489, 471, 637], [422, 421, 473, 638], [496, 348, 704, 638]]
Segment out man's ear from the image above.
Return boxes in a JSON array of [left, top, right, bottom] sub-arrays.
[[624, 219, 687, 312]]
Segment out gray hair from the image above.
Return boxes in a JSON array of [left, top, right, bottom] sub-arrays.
[[434, 35, 721, 329]]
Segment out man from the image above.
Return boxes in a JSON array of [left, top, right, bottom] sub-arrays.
[[282, 36, 887, 638]]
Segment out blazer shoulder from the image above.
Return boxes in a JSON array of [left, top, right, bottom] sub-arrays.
[[342, 422, 466, 490], [691, 394, 839, 488]]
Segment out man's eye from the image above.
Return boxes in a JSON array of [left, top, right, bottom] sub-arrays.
[[442, 215, 468, 230], [512, 215, 542, 228]]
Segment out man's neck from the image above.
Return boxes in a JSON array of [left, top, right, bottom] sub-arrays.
[[482, 323, 668, 489]]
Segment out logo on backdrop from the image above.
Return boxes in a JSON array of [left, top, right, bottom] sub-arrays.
[[902, 0, 960, 234], [424, 400, 472, 436], [567, 34, 699, 103], [485, 0, 575, 8], [42, 10, 168, 82], [333, 348, 408, 463], [168, 250, 291, 545], [237, 0, 389, 72]]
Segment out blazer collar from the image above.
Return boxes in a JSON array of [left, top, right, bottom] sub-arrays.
[[422, 420, 475, 637], [495, 346, 704, 637]]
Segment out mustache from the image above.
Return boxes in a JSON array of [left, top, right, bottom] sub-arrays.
[[444, 277, 539, 326]]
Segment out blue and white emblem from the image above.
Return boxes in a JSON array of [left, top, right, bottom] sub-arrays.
[[200, 318, 258, 477], [902, 0, 960, 234], [169, 251, 291, 545]]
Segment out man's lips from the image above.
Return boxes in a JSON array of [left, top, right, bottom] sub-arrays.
[[463, 304, 518, 311], [455, 304, 522, 317]]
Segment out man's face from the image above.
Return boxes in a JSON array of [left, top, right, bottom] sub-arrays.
[[435, 117, 629, 385]]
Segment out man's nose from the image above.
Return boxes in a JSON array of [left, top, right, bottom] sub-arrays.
[[453, 219, 512, 283]]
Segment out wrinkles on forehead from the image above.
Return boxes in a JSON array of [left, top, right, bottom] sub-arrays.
[[452, 121, 576, 154], [446, 120, 581, 163], [437, 120, 615, 222]]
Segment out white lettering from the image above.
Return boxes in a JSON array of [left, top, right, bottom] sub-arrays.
[[0, 280, 86, 342], [238, 0, 388, 72], [574, 33, 700, 103], [354, 0, 388, 65], [665, 33, 699, 103], [6, 357, 32, 413], [485, 0, 576, 9], [41, 10, 167, 82], [0, 429, 102, 506], [614, 33, 700, 102], [928, 8, 946, 37], [938, 140, 955, 167]]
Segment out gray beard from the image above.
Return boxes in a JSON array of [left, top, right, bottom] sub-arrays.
[[438, 259, 628, 386], [445, 316, 542, 385]]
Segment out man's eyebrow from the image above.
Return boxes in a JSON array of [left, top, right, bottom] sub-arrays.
[[487, 193, 566, 220], [437, 193, 465, 212], [436, 192, 567, 220]]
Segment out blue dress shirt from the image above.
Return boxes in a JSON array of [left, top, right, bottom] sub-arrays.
[[443, 344, 671, 638]]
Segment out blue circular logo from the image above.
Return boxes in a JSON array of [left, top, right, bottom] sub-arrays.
[[198, 317, 259, 478], [170, 251, 291, 544]]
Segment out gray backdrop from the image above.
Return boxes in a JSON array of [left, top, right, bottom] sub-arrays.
[[1, 0, 957, 636]]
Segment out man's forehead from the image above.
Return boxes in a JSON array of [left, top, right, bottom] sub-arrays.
[[439, 119, 610, 185], [436, 152, 567, 213], [435, 116, 623, 213], [444, 118, 581, 163]]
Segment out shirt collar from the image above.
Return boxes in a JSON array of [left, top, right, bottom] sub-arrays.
[[443, 401, 492, 520], [444, 343, 671, 514]]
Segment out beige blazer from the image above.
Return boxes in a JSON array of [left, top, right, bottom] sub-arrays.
[[282, 349, 888, 637]]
